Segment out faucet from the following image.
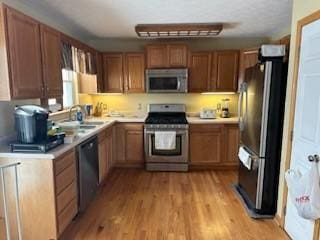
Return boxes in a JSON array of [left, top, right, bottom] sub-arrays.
[[69, 105, 84, 121]]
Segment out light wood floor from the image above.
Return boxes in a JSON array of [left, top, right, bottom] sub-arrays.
[[62, 169, 289, 240]]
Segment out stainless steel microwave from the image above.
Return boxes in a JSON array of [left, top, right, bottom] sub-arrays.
[[146, 69, 188, 93]]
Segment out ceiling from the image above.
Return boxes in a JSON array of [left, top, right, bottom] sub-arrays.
[[22, 0, 293, 39]]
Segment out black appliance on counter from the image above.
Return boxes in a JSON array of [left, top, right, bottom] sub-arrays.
[[235, 45, 288, 217], [10, 105, 64, 153]]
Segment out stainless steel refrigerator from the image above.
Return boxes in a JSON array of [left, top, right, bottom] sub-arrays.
[[235, 45, 288, 217]]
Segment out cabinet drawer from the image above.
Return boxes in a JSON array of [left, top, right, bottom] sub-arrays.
[[54, 150, 75, 175], [56, 181, 77, 214], [55, 162, 76, 194], [57, 198, 77, 235], [189, 124, 223, 132]]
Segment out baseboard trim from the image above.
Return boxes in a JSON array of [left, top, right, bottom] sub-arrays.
[[189, 164, 238, 170], [274, 214, 281, 226]]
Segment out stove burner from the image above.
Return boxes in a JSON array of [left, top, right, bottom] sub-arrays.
[[145, 112, 188, 125]]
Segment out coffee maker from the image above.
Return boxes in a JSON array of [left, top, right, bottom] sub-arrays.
[[11, 105, 64, 153]]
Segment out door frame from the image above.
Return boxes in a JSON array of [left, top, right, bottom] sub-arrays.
[[280, 9, 320, 240]]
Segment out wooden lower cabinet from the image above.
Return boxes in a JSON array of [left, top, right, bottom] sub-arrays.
[[0, 149, 78, 240], [189, 124, 239, 169], [54, 149, 78, 236], [98, 126, 113, 183], [114, 123, 144, 167]]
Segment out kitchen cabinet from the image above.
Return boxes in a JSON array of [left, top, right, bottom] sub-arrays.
[[54, 150, 78, 235], [168, 44, 188, 67], [212, 50, 239, 92], [238, 48, 259, 89], [189, 124, 223, 164], [223, 124, 240, 165], [0, 4, 43, 100], [98, 130, 108, 183], [189, 124, 239, 169], [96, 51, 104, 92], [0, 149, 78, 239], [98, 126, 113, 183], [124, 53, 145, 93], [40, 24, 63, 97], [146, 43, 188, 68], [188, 52, 211, 92], [146, 44, 167, 68], [114, 123, 144, 167], [102, 53, 124, 93], [189, 50, 239, 93]]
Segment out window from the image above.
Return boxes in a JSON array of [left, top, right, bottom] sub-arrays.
[[62, 69, 76, 108]]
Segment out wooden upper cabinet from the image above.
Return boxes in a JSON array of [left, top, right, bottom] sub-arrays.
[[4, 5, 43, 99], [238, 48, 259, 89], [213, 50, 239, 92], [40, 24, 63, 98], [146, 43, 188, 68], [95, 52, 104, 92], [102, 53, 124, 93], [167, 44, 188, 67], [188, 52, 211, 92], [146, 44, 167, 68], [124, 53, 145, 93]]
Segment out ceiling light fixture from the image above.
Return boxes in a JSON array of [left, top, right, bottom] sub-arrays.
[[135, 23, 223, 38]]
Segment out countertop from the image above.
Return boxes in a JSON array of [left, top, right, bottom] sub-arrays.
[[0, 116, 238, 160]]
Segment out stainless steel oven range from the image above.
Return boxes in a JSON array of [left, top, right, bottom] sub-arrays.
[[144, 104, 189, 172]]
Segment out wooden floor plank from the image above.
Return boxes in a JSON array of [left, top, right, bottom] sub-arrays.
[[62, 169, 289, 240]]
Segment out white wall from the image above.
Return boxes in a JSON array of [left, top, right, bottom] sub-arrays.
[[0, 99, 40, 137], [277, 0, 320, 218], [90, 37, 268, 52]]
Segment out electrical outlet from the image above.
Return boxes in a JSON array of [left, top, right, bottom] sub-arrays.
[[138, 103, 142, 110]]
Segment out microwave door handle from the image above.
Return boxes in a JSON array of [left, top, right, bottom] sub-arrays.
[[177, 79, 181, 90]]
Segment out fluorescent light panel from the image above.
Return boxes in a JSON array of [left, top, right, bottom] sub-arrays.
[[135, 23, 223, 38]]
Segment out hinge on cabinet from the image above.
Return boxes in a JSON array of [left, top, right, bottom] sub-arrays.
[[290, 130, 294, 142], [283, 205, 287, 216]]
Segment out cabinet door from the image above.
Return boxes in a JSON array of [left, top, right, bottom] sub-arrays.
[[238, 48, 259, 89], [5, 6, 43, 99], [223, 124, 239, 166], [168, 44, 188, 67], [146, 45, 167, 68], [189, 124, 223, 164], [125, 126, 144, 164], [114, 123, 144, 165], [213, 50, 239, 92], [40, 24, 63, 97], [96, 52, 104, 92], [103, 53, 124, 92], [188, 52, 211, 92], [124, 53, 145, 93], [106, 127, 113, 173], [98, 131, 107, 183]]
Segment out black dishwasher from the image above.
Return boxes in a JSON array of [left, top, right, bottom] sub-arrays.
[[77, 136, 99, 212]]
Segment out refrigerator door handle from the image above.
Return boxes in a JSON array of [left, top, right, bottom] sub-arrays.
[[238, 82, 247, 131]]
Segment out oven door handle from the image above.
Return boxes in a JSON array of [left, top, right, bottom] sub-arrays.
[[145, 130, 187, 135]]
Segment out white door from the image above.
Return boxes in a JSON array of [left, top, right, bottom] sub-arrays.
[[284, 18, 320, 240]]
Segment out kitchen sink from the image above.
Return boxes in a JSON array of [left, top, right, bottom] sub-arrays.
[[79, 125, 96, 130], [83, 121, 105, 125]]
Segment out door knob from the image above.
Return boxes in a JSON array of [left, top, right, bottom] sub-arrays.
[[308, 155, 320, 162]]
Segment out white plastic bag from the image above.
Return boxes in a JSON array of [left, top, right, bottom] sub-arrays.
[[285, 163, 320, 220]]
